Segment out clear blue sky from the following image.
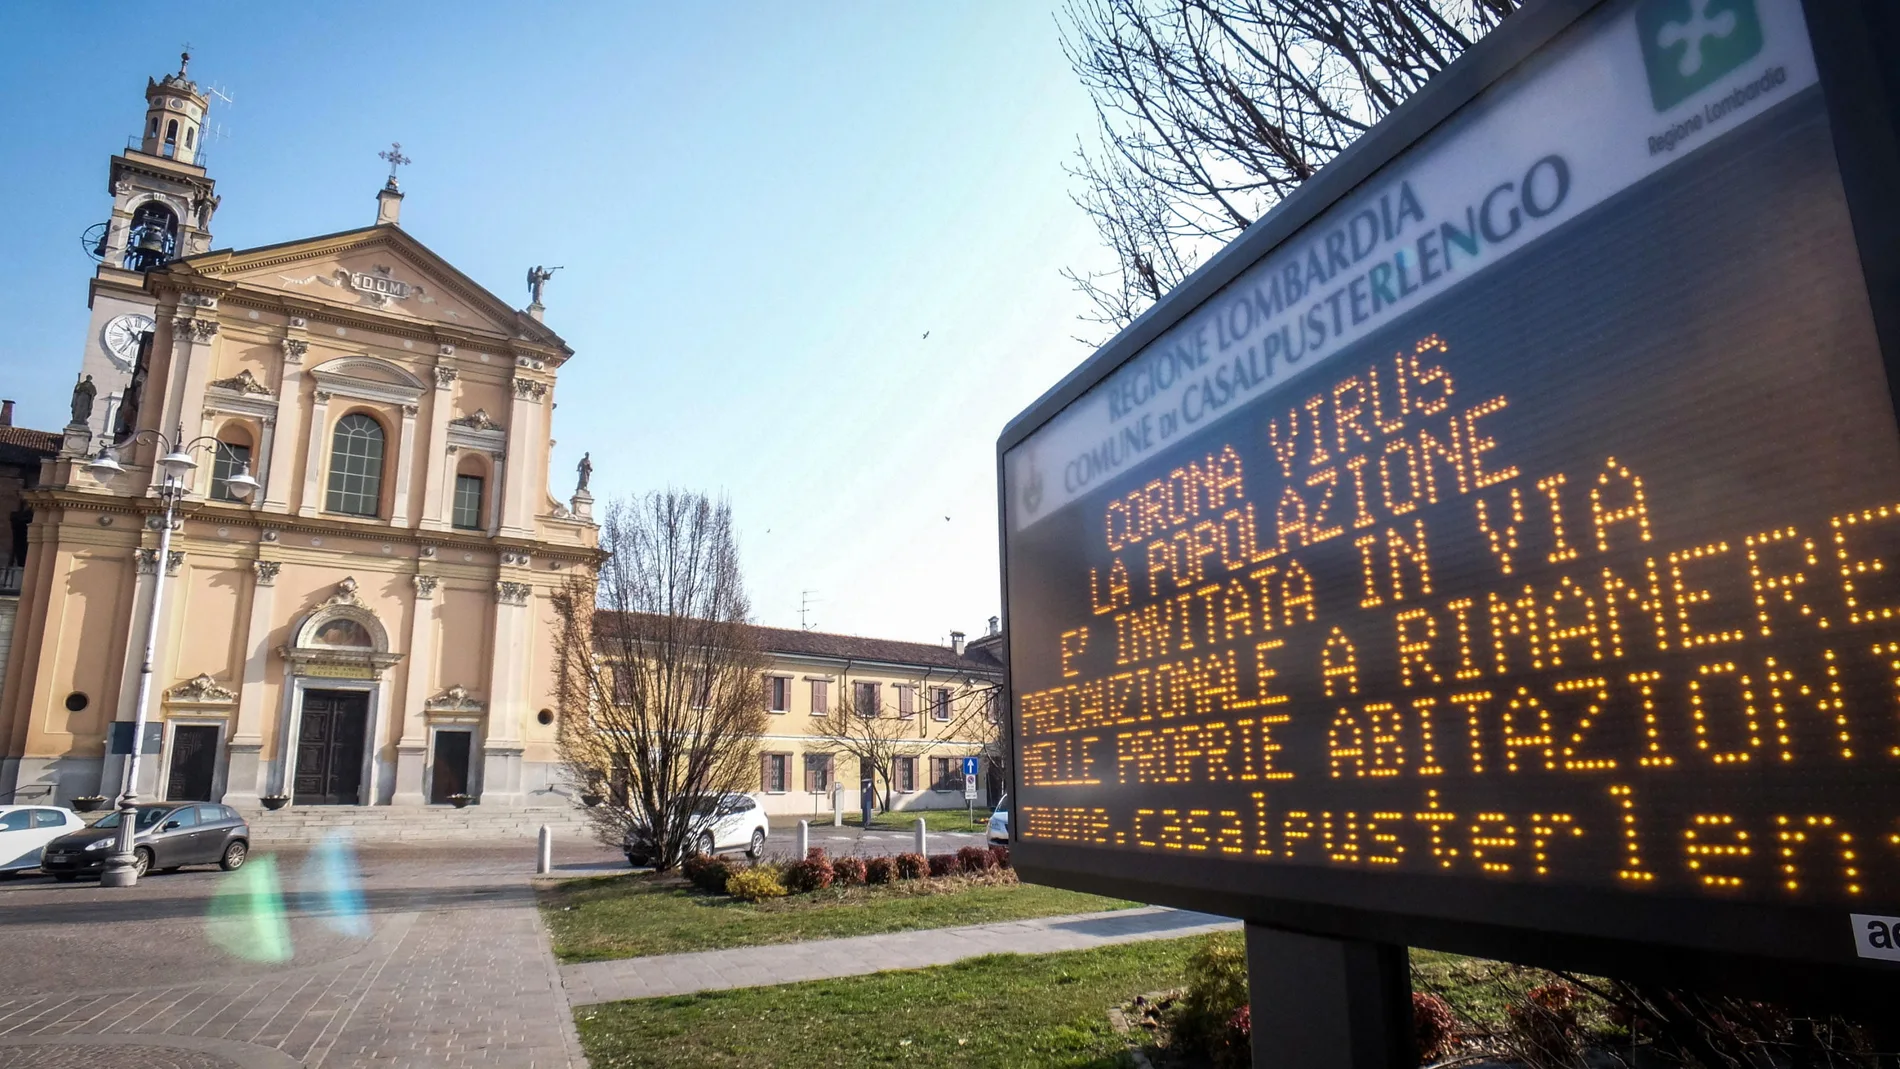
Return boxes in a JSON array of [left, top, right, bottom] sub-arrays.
[[1, 4, 1112, 644]]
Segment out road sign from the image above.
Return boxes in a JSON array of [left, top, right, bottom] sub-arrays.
[[998, 0, 1900, 993], [962, 756, 980, 778], [964, 773, 980, 801]]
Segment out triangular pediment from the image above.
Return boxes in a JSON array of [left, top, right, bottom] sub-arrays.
[[167, 225, 567, 353]]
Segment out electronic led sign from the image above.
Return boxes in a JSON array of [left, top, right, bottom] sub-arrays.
[[1000, 0, 1900, 976]]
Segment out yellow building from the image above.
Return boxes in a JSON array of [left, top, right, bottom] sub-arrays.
[[0, 56, 600, 811], [739, 623, 1004, 818]]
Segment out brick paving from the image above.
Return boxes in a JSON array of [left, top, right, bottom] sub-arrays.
[[0, 842, 609, 1068], [560, 905, 1240, 1006]]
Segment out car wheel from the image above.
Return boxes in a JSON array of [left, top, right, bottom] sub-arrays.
[[131, 847, 153, 878], [747, 827, 766, 859], [220, 841, 247, 872], [699, 832, 716, 857], [53, 873, 78, 882]]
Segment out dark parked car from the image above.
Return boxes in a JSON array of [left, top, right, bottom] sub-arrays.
[[40, 803, 249, 881]]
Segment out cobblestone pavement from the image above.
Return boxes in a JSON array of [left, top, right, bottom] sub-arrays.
[[560, 905, 1240, 1005], [0, 839, 621, 1068]]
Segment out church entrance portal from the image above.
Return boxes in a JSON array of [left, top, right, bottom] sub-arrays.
[[294, 690, 369, 805]]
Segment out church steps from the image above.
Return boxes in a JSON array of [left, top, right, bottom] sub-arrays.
[[232, 804, 607, 845]]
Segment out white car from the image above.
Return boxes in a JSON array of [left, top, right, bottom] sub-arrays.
[[988, 794, 1010, 845], [0, 805, 88, 875], [623, 792, 770, 866]]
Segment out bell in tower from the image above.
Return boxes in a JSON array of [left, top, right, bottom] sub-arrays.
[[70, 51, 225, 439]]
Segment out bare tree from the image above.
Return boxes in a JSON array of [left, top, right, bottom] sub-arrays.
[[552, 491, 767, 870], [1060, 0, 1520, 333], [809, 681, 919, 815]]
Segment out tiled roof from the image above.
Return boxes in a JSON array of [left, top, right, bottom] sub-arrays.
[[750, 623, 1002, 674], [595, 612, 1002, 674], [0, 426, 59, 454], [0, 425, 60, 466]]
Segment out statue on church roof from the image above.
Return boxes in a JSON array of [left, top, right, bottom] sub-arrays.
[[69, 374, 96, 426], [527, 265, 561, 307], [576, 452, 593, 494]]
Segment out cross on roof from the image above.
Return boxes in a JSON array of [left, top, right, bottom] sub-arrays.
[[378, 142, 412, 182]]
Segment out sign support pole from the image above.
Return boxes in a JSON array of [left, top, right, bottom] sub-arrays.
[[1246, 924, 1412, 1069]]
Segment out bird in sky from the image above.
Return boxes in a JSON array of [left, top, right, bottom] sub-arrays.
[[922, 331, 931, 340]]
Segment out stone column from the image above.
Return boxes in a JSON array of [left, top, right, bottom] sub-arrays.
[[98, 548, 160, 800], [297, 388, 333, 518], [223, 558, 279, 807], [499, 376, 544, 537], [262, 332, 307, 513], [480, 579, 533, 805], [160, 312, 219, 452], [390, 402, 419, 526], [104, 547, 186, 801], [418, 362, 456, 531], [392, 572, 439, 806]]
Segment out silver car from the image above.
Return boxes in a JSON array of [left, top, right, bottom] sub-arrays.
[[987, 794, 1010, 845]]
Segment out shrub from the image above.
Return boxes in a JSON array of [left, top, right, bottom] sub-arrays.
[[1173, 933, 1248, 1056], [864, 856, 896, 885], [1413, 991, 1460, 1062], [988, 844, 1010, 869], [894, 852, 927, 880], [927, 853, 958, 877], [832, 856, 867, 885], [724, 866, 788, 902], [956, 845, 994, 874], [1212, 1005, 1251, 1069], [681, 854, 733, 894], [782, 852, 834, 894], [1505, 982, 1583, 1067]]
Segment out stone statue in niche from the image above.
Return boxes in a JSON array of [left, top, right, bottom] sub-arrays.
[[69, 374, 96, 425]]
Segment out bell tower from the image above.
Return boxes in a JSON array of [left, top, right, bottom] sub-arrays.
[[76, 51, 222, 441]]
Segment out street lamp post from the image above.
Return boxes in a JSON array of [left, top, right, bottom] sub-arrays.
[[86, 426, 257, 888]]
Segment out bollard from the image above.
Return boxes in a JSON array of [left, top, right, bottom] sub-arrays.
[[915, 817, 926, 857], [537, 825, 552, 875], [798, 819, 810, 860], [833, 782, 844, 827]]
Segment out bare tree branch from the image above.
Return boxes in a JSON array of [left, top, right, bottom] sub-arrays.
[[552, 491, 767, 870], [1061, 0, 1520, 336]]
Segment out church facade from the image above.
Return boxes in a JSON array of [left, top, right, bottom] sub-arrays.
[[0, 55, 600, 810]]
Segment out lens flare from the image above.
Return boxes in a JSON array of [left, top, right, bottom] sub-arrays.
[[300, 831, 370, 938], [205, 854, 292, 963]]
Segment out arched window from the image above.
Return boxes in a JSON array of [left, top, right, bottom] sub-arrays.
[[452, 454, 487, 531], [325, 413, 385, 517], [164, 119, 178, 156], [147, 116, 158, 137], [184, 127, 193, 148], [210, 427, 254, 502]]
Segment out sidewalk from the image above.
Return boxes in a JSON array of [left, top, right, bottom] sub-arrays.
[[560, 906, 1239, 1006]]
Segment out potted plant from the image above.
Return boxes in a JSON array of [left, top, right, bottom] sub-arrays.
[[261, 794, 290, 811], [71, 795, 107, 813], [448, 793, 473, 809]]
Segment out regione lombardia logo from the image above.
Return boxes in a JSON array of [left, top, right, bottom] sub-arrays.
[[1636, 0, 1764, 111]]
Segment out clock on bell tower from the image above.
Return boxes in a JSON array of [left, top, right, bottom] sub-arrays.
[[74, 50, 222, 440]]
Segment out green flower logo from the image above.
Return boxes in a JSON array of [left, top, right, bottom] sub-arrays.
[[1636, 0, 1764, 112]]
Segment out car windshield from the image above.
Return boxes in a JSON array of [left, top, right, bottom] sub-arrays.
[[88, 806, 172, 831]]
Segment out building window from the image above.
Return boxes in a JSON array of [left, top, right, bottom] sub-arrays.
[[184, 126, 194, 148], [930, 686, 952, 721], [897, 685, 915, 719], [892, 756, 916, 794], [804, 754, 832, 793], [765, 676, 789, 713], [452, 473, 484, 530], [210, 441, 252, 502], [930, 757, 960, 791], [325, 413, 385, 517], [810, 679, 829, 716], [853, 681, 880, 718], [762, 753, 790, 793], [148, 117, 158, 137], [986, 689, 1003, 724], [691, 667, 713, 709]]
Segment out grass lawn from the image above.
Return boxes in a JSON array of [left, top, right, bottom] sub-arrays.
[[863, 808, 991, 833], [575, 935, 1205, 1069], [542, 872, 1133, 963]]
